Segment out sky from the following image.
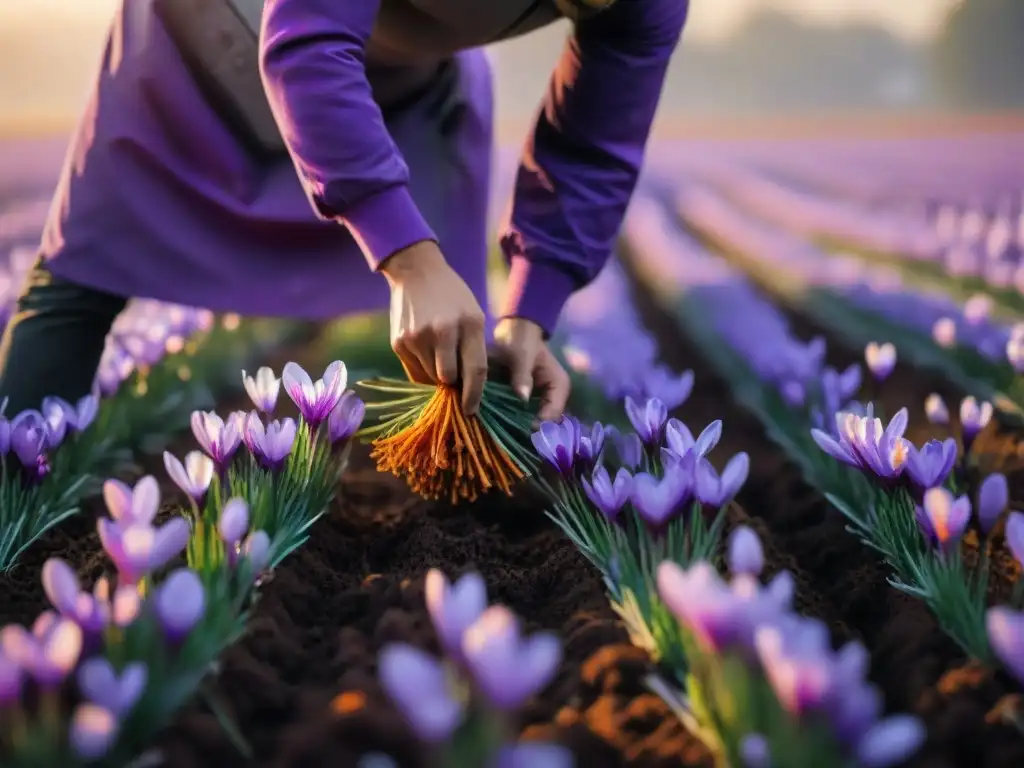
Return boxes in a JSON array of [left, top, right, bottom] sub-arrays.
[[0, 0, 961, 131]]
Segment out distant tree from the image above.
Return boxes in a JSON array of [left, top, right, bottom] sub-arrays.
[[932, 0, 1024, 108]]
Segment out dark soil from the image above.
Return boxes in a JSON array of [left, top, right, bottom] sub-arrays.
[[628, 253, 1024, 768]]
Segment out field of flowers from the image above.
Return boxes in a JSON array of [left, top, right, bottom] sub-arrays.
[[1, 129, 1024, 768]]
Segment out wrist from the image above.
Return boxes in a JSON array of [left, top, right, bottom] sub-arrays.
[[380, 240, 446, 284]]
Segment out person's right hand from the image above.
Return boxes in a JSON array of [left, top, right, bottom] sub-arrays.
[[381, 240, 488, 416]]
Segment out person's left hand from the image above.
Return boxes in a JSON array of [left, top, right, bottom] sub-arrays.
[[492, 318, 571, 424]]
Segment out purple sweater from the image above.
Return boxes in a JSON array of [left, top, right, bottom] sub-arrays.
[[259, 0, 688, 333]]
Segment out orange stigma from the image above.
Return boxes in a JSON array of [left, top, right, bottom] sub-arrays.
[[369, 386, 527, 502]]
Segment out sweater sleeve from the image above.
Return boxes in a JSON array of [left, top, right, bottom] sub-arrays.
[[499, 0, 689, 336], [259, 0, 436, 269]]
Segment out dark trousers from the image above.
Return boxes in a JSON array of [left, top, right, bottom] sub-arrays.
[[0, 259, 127, 414]]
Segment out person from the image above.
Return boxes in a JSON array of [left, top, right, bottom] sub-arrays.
[[0, 0, 688, 422]]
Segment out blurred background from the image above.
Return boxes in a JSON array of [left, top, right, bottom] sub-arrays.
[[3, 0, 1024, 138]]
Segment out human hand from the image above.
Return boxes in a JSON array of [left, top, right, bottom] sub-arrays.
[[492, 317, 571, 424], [382, 241, 488, 416]]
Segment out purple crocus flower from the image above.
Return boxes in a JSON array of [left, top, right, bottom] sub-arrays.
[[576, 421, 605, 469], [855, 716, 927, 768], [69, 703, 119, 760], [642, 367, 694, 410], [665, 418, 722, 459], [0, 651, 22, 705], [903, 438, 958, 494], [98, 518, 190, 585], [10, 413, 49, 480], [1005, 512, 1024, 567], [43, 394, 99, 435], [755, 625, 833, 715], [154, 569, 206, 642], [378, 643, 463, 743], [163, 450, 215, 504], [242, 531, 272, 579], [242, 366, 281, 414], [581, 466, 632, 523], [424, 569, 487, 659], [0, 613, 82, 687], [490, 742, 574, 768], [190, 410, 242, 472], [102, 476, 161, 526], [531, 418, 581, 476], [864, 342, 896, 381], [218, 498, 250, 566], [727, 526, 764, 577], [461, 606, 561, 711], [624, 396, 668, 446], [92, 577, 141, 629], [0, 416, 9, 456], [694, 453, 749, 508], [959, 397, 993, 452], [630, 465, 692, 534], [39, 401, 69, 447], [657, 561, 743, 652], [739, 733, 771, 768], [77, 659, 147, 717], [282, 360, 347, 430], [915, 487, 971, 554], [838, 408, 911, 480], [41, 559, 107, 635], [976, 472, 1008, 534], [327, 391, 365, 444], [924, 394, 949, 425], [987, 607, 1024, 686], [243, 413, 297, 471]]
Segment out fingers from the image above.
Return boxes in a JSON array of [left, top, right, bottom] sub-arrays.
[[393, 335, 433, 384], [458, 316, 488, 416], [433, 324, 460, 386], [534, 349, 571, 424]]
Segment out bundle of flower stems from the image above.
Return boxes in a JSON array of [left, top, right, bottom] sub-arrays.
[[357, 375, 539, 502]]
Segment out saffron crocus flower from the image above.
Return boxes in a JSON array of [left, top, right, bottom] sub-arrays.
[[242, 530, 272, 579], [694, 453, 749, 508], [915, 487, 971, 553], [282, 360, 347, 430], [924, 394, 949, 425], [98, 518, 190, 585], [755, 625, 833, 715], [327, 391, 365, 444], [665, 418, 722, 459], [576, 421, 605, 468], [0, 614, 82, 687], [69, 703, 119, 760], [739, 733, 771, 768], [424, 569, 487, 659], [976, 472, 1008, 534], [41, 559, 107, 635], [77, 659, 147, 717], [102, 476, 161, 526], [727, 525, 764, 577], [959, 397, 992, 451], [40, 400, 69, 446], [244, 413, 297, 471], [242, 366, 281, 413], [378, 643, 463, 743], [1005, 512, 1024, 567], [218, 498, 250, 565], [630, 466, 691, 534], [154, 569, 206, 641], [855, 716, 927, 768], [190, 410, 242, 472], [624, 396, 668, 446], [840, 408, 911, 480], [903, 438, 957, 494], [581, 465, 632, 523], [43, 394, 98, 434], [163, 450, 215, 504], [461, 606, 561, 711], [642, 367, 694, 410], [532, 418, 581, 476], [0, 416, 9, 456], [864, 341, 896, 381], [607, 426, 642, 470], [10, 415, 49, 480], [657, 561, 743, 652], [986, 607, 1024, 685]]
